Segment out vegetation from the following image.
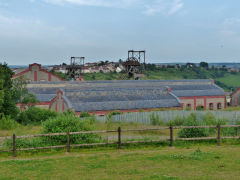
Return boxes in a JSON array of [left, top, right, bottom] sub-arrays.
[[79, 111, 91, 118], [178, 113, 208, 138], [17, 107, 58, 125], [150, 113, 164, 126], [0, 114, 19, 130], [0, 63, 19, 119], [48, 62, 240, 91], [42, 112, 100, 145], [0, 64, 39, 127], [12, 76, 39, 107], [1, 145, 240, 179]]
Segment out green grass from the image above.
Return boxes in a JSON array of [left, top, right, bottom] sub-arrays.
[[1, 144, 240, 179], [215, 73, 240, 88], [224, 106, 240, 111], [54, 68, 240, 91]]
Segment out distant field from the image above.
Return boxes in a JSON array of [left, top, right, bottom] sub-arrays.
[[216, 73, 240, 88], [80, 70, 240, 91], [1, 144, 240, 179]]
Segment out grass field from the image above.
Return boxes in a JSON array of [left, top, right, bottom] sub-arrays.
[[1, 122, 240, 179], [79, 70, 240, 91], [216, 73, 240, 88], [0, 143, 240, 179]]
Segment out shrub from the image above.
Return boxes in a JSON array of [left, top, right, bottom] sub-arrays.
[[201, 112, 218, 135], [80, 112, 91, 118], [0, 114, 19, 130], [178, 113, 208, 138], [150, 113, 164, 126], [5, 137, 44, 149], [17, 107, 57, 125], [106, 114, 114, 130], [42, 113, 100, 145], [196, 106, 204, 111], [167, 116, 184, 126], [110, 110, 122, 115]]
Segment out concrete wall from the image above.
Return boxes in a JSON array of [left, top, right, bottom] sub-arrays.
[[231, 89, 240, 106]]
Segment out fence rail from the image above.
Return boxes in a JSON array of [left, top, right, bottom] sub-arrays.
[[1, 125, 240, 157]]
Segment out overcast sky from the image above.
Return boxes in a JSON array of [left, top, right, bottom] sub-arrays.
[[1, 0, 240, 65]]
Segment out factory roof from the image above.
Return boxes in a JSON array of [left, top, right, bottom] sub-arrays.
[[27, 79, 225, 111]]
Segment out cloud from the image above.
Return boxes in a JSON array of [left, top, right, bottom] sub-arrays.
[[0, 13, 66, 40], [144, 0, 184, 16], [218, 17, 240, 41], [0, 14, 22, 24], [223, 18, 240, 26], [44, 0, 184, 15], [43, 0, 134, 7]]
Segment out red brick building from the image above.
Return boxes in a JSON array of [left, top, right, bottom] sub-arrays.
[[25, 80, 226, 114], [12, 63, 62, 82]]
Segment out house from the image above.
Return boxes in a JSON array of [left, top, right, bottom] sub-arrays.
[[12, 63, 62, 82]]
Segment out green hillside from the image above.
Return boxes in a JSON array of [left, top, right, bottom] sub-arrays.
[[54, 65, 240, 91]]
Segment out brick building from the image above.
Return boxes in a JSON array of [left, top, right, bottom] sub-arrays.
[[231, 88, 240, 106], [26, 79, 226, 114], [12, 63, 62, 82]]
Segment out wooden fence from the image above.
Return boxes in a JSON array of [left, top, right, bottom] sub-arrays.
[[1, 125, 240, 157]]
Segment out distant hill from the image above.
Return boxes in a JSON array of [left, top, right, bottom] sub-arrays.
[[155, 62, 240, 68]]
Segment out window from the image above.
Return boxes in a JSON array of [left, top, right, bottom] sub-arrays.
[[217, 103, 222, 110], [186, 104, 191, 110], [209, 103, 214, 110]]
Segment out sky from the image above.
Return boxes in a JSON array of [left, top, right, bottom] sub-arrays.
[[0, 0, 240, 65]]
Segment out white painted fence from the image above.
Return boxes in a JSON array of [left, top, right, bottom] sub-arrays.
[[95, 111, 240, 125]]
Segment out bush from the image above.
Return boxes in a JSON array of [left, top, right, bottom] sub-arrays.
[[80, 112, 91, 118], [5, 137, 44, 149], [150, 113, 164, 126], [17, 107, 57, 125], [178, 113, 208, 138], [0, 114, 19, 130], [196, 106, 204, 111], [106, 114, 114, 130], [110, 110, 122, 115], [42, 113, 100, 145], [167, 116, 184, 126]]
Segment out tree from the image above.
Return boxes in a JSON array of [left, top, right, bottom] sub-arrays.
[[186, 62, 196, 68], [0, 63, 18, 119], [118, 59, 123, 64], [12, 76, 38, 108], [200, 62, 209, 68]]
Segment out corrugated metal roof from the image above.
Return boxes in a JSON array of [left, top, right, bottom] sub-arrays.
[[27, 79, 225, 111], [71, 99, 180, 112], [34, 94, 56, 102]]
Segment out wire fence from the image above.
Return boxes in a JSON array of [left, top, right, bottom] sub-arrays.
[[95, 111, 240, 124]]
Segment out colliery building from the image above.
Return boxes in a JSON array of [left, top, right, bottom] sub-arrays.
[[231, 87, 240, 106], [24, 79, 226, 115], [12, 63, 62, 82]]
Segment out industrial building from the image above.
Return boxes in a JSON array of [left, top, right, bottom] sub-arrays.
[[12, 63, 62, 82], [231, 87, 240, 106], [25, 79, 226, 115]]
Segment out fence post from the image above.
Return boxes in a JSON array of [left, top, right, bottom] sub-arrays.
[[217, 124, 221, 146], [170, 126, 173, 147], [118, 127, 121, 149], [67, 132, 70, 153], [13, 134, 16, 157]]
